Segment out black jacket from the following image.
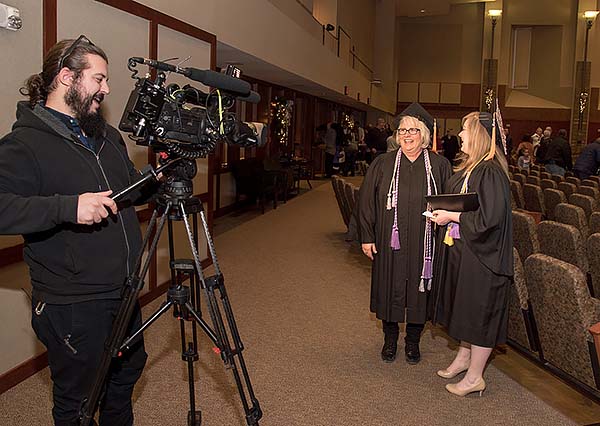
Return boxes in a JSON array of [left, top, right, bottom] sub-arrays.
[[544, 136, 572, 169], [0, 102, 143, 302], [574, 139, 600, 179]]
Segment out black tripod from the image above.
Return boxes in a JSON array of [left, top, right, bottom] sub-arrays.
[[79, 159, 262, 425]]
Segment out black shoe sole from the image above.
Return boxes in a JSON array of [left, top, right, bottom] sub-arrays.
[[381, 355, 397, 363], [405, 356, 420, 365]]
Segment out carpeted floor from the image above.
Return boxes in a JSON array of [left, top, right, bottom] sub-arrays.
[[0, 181, 578, 425]]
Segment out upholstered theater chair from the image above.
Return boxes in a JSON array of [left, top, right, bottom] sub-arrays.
[[510, 180, 526, 210], [537, 221, 588, 276], [525, 254, 600, 396], [554, 203, 590, 240], [523, 184, 546, 217], [543, 189, 566, 221], [512, 210, 540, 262], [507, 248, 540, 354]]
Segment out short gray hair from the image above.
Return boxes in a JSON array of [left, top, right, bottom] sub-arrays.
[[397, 116, 431, 149]]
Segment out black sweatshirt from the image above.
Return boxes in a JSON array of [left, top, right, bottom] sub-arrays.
[[0, 102, 144, 303]]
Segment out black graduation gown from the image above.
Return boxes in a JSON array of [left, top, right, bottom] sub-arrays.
[[432, 160, 513, 347], [358, 150, 452, 324]]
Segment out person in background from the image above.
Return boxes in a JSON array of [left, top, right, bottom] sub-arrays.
[[365, 117, 388, 163], [573, 131, 600, 180], [536, 128, 552, 165], [441, 129, 460, 164], [431, 111, 512, 398], [358, 103, 452, 366], [324, 122, 337, 177], [518, 147, 532, 172], [544, 128, 572, 177]]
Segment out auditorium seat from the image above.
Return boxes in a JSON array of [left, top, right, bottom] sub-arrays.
[[507, 248, 540, 353], [554, 203, 590, 240], [530, 170, 540, 177], [587, 234, 600, 299], [566, 176, 581, 187], [513, 174, 526, 186], [590, 212, 600, 235], [524, 254, 600, 393], [588, 176, 600, 186], [526, 176, 541, 186], [510, 180, 526, 210], [523, 184, 546, 217], [512, 210, 540, 261], [569, 193, 598, 220], [582, 179, 600, 189], [331, 176, 350, 227], [558, 181, 577, 199], [343, 181, 357, 217], [537, 221, 588, 275], [578, 186, 600, 203], [540, 179, 558, 191], [551, 175, 564, 184], [540, 172, 551, 180], [543, 188, 566, 221]]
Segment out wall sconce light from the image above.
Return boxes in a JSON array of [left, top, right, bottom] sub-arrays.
[[584, 10, 599, 28], [484, 9, 502, 112], [0, 2, 22, 31], [325, 23, 335, 32]]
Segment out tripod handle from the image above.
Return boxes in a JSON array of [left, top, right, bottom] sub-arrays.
[[110, 158, 182, 201]]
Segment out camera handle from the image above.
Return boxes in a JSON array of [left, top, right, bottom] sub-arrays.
[[109, 158, 182, 201]]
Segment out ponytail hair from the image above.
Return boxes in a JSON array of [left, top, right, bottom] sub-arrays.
[[19, 37, 107, 107], [20, 73, 47, 107]]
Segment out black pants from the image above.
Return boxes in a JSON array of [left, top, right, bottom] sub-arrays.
[[325, 152, 335, 177], [32, 297, 147, 426], [382, 321, 424, 344]]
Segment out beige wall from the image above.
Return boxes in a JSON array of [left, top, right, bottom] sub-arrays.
[[0, 0, 45, 375], [499, 0, 577, 88], [338, 0, 376, 71], [397, 3, 484, 84]]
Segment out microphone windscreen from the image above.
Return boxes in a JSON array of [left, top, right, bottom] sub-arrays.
[[237, 91, 261, 104], [186, 68, 251, 95]]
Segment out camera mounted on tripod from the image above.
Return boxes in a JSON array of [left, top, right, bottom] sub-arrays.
[[119, 57, 267, 160]]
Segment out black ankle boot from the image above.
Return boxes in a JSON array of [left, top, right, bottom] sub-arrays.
[[405, 342, 421, 365], [381, 338, 398, 363]]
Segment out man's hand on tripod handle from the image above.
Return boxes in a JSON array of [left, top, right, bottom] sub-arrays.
[[77, 190, 118, 225]]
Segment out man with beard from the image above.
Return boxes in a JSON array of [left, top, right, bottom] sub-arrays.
[[0, 36, 149, 425]]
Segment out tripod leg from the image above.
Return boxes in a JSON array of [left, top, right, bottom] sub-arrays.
[[79, 204, 172, 426], [180, 202, 262, 425]]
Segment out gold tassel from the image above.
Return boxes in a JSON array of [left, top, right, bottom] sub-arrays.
[[432, 118, 437, 152], [485, 112, 496, 160], [443, 226, 454, 246]]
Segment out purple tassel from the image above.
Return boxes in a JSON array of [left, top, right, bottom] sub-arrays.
[[390, 226, 401, 250], [448, 223, 461, 239], [422, 258, 432, 279]]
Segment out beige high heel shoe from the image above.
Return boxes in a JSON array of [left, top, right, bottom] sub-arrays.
[[436, 364, 469, 379], [445, 378, 486, 397]]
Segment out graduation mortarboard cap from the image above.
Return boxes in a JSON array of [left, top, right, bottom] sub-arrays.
[[478, 110, 508, 158], [394, 102, 435, 135]]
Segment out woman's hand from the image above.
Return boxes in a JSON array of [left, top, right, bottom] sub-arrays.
[[431, 210, 461, 226], [362, 243, 377, 260]]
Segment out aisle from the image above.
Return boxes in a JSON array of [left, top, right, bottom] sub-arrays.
[[0, 182, 577, 426]]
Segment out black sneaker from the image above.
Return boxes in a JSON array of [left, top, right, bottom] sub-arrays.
[[405, 342, 421, 365], [381, 340, 397, 363]]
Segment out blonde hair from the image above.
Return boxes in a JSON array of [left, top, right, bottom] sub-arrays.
[[454, 112, 508, 177], [397, 116, 431, 149]]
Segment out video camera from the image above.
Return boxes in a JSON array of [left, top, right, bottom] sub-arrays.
[[119, 57, 267, 159]]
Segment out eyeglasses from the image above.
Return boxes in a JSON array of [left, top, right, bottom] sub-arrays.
[[397, 128, 421, 135], [57, 35, 95, 71]]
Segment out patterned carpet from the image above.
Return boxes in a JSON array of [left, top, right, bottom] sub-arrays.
[[0, 181, 578, 425]]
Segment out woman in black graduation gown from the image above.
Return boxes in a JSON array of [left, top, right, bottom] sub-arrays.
[[431, 111, 513, 397], [358, 103, 452, 364]]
